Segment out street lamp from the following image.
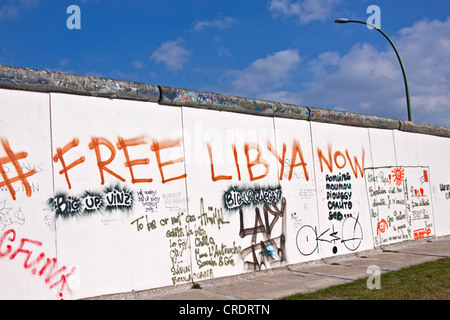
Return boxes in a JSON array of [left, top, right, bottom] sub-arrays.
[[334, 18, 412, 122]]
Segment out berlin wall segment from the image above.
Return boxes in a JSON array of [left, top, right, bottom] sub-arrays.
[[0, 66, 449, 299], [0, 118, 368, 299]]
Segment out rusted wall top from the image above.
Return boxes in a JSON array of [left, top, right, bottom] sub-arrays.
[[1, 64, 448, 137]]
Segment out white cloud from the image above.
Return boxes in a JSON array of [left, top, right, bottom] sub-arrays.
[[0, 5, 19, 21], [194, 16, 238, 32], [132, 60, 146, 70], [150, 39, 192, 71], [225, 49, 301, 98], [268, 0, 340, 24], [232, 17, 450, 127], [298, 42, 404, 112], [59, 58, 70, 68], [0, 0, 38, 22], [395, 17, 450, 123]]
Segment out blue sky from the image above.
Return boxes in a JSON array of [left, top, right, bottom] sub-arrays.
[[1, 0, 449, 127]]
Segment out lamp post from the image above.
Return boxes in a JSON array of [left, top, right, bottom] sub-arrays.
[[334, 18, 412, 122]]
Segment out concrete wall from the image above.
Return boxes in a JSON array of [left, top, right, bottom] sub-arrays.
[[0, 65, 449, 300]]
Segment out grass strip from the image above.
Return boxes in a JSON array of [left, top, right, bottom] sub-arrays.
[[281, 257, 449, 300]]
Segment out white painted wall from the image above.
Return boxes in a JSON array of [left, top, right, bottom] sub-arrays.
[[0, 88, 448, 300], [0, 89, 56, 299]]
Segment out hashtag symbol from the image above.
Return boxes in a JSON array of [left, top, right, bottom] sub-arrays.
[[0, 138, 37, 200]]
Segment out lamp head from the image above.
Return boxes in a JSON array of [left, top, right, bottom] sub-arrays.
[[334, 18, 349, 24]]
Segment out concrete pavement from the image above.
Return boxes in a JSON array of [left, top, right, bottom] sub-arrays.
[[92, 235, 449, 300]]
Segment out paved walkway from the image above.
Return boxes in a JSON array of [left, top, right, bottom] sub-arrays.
[[92, 236, 449, 300]]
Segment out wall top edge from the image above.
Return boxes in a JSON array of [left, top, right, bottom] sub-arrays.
[[0, 64, 160, 102], [1, 64, 449, 138], [159, 85, 311, 120]]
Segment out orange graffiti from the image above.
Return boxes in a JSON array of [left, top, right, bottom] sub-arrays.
[[89, 137, 125, 185], [117, 136, 152, 184], [151, 139, 187, 184], [232, 144, 241, 181], [413, 228, 431, 240], [317, 145, 365, 178], [376, 219, 388, 235], [207, 143, 232, 182], [346, 149, 365, 179], [267, 141, 286, 181], [317, 144, 333, 173], [244, 143, 269, 182], [391, 167, 404, 186], [289, 140, 309, 181], [53, 138, 86, 189], [0, 138, 37, 200], [207, 140, 310, 183], [54, 136, 188, 187]]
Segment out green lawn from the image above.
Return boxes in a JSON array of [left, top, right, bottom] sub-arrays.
[[281, 258, 450, 300]]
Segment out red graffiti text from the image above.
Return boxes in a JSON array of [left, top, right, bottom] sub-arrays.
[[0, 229, 76, 298]]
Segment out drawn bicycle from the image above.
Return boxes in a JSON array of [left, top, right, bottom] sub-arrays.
[[296, 214, 363, 256]]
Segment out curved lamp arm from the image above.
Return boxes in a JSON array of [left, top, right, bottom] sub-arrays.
[[335, 18, 412, 121]]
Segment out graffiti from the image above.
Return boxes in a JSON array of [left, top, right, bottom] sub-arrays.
[[191, 199, 240, 282], [130, 197, 230, 234], [44, 214, 55, 231], [341, 214, 363, 251], [170, 242, 191, 284], [132, 196, 236, 284], [82, 191, 104, 213], [48, 193, 82, 217], [53, 138, 85, 190], [376, 219, 388, 236], [193, 224, 240, 270], [239, 197, 286, 270], [413, 228, 432, 240], [0, 200, 25, 230], [410, 191, 430, 208], [296, 214, 363, 256], [166, 210, 191, 285], [47, 184, 133, 218], [0, 229, 76, 298], [162, 192, 186, 212], [131, 214, 157, 232], [0, 138, 37, 200], [198, 198, 230, 230], [151, 139, 187, 184], [128, 196, 234, 284], [207, 140, 309, 182], [53, 136, 186, 189], [325, 172, 353, 221], [317, 145, 365, 178], [117, 136, 152, 184], [295, 225, 318, 256], [53, 137, 316, 190], [103, 185, 133, 212], [0, 181, 40, 196], [223, 185, 282, 211], [439, 183, 450, 199], [420, 170, 428, 183], [391, 167, 405, 186], [137, 189, 160, 212], [134, 196, 237, 284], [365, 166, 434, 246]]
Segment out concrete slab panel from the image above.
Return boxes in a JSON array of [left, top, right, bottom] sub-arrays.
[[202, 271, 350, 299], [386, 238, 450, 257], [337, 252, 441, 271], [290, 263, 370, 280]]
